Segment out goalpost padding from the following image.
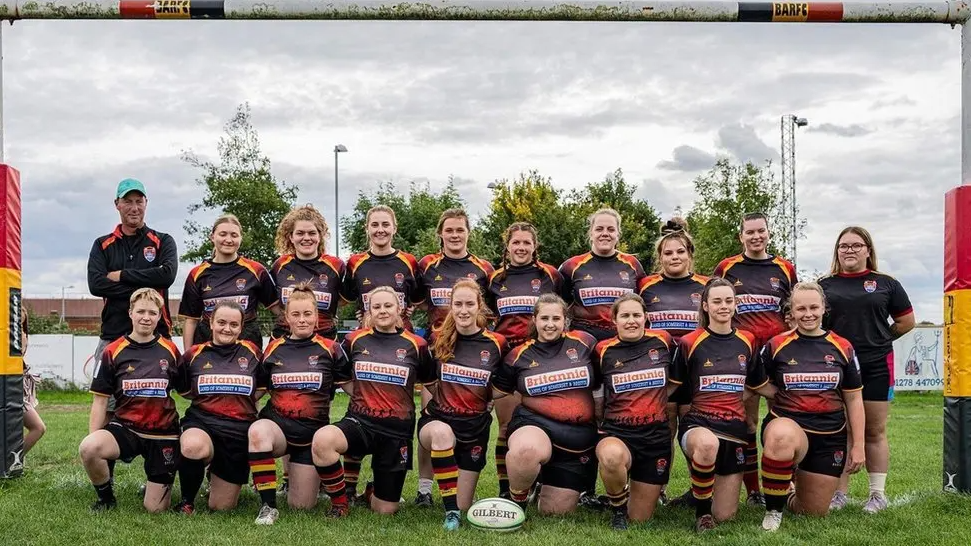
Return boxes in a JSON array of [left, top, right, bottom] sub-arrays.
[[944, 185, 971, 493], [0, 164, 24, 479]]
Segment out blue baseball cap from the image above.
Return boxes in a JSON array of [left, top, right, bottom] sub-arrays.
[[116, 178, 147, 199]]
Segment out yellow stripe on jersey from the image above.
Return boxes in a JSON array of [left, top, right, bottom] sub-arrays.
[[770, 331, 800, 359], [686, 330, 710, 359]]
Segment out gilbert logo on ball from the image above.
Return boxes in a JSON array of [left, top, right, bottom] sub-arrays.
[[466, 497, 525, 532]]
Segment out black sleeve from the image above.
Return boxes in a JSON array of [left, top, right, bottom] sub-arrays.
[[172, 352, 193, 397], [334, 338, 355, 384], [178, 273, 204, 319], [120, 233, 178, 289], [340, 266, 360, 304], [417, 344, 436, 384], [255, 355, 271, 390], [492, 351, 519, 394], [669, 339, 688, 386], [257, 266, 279, 308], [558, 262, 575, 305], [87, 240, 133, 298], [747, 345, 769, 388], [843, 346, 864, 391], [89, 348, 115, 396], [888, 277, 914, 319]]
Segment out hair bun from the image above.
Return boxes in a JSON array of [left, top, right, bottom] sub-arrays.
[[661, 217, 688, 235]]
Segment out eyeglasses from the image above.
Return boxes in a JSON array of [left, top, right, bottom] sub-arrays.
[[838, 243, 867, 253]]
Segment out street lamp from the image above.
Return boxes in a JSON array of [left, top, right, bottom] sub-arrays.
[[60, 285, 74, 325], [334, 144, 348, 257], [780, 115, 809, 264]]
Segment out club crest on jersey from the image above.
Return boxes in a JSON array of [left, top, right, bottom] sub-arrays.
[[824, 354, 837, 367], [466, 272, 477, 279], [159, 359, 169, 372], [531, 279, 542, 293], [238, 357, 249, 370], [143, 246, 156, 262], [864, 280, 877, 293], [690, 293, 702, 305], [769, 277, 781, 290], [649, 349, 660, 363], [738, 354, 747, 370], [396, 348, 407, 361], [480, 350, 491, 364], [319, 274, 328, 285], [580, 455, 590, 464], [400, 446, 409, 462], [394, 272, 405, 287], [834, 450, 844, 465], [470, 445, 483, 462], [162, 446, 175, 464], [656, 458, 668, 475], [235, 278, 247, 291], [619, 271, 630, 282], [308, 355, 319, 368], [566, 348, 579, 362], [736, 447, 745, 464]]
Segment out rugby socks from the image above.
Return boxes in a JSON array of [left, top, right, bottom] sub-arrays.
[[316, 461, 348, 506], [743, 433, 761, 495], [94, 480, 115, 504], [249, 451, 277, 508], [343, 455, 361, 497], [179, 458, 207, 507], [868, 472, 888, 496], [761, 456, 794, 513], [495, 437, 509, 496], [509, 487, 529, 510], [606, 485, 630, 512], [107, 459, 116, 481], [431, 448, 460, 512], [690, 460, 716, 518]]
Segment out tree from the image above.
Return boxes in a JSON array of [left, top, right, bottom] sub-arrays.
[[181, 102, 299, 268], [686, 158, 803, 275]]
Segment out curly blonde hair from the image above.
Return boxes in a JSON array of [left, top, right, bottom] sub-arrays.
[[274, 204, 330, 256]]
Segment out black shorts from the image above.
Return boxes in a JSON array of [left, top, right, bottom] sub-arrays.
[[181, 408, 252, 485], [678, 425, 746, 476], [417, 410, 492, 473], [335, 414, 413, 503], [599, 423, 671, 485], [860, 353, 894, 402], [508, 406, 598, 493], [259, 406, 324, 466], [761, 415, 848, 478], [106, 421, 180, 485]]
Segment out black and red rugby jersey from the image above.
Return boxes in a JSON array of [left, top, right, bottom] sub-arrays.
[[486, 262, 562, 347], [819, 270, 913, 365], [673, 327, 767, 443], [595, 330, 678, 439], [638, 273, 710, 340], [179, 256, 278, 330], [493, 330, 601, 425], [559, 252, 647, 340], [428, 329, 508, 418], [341, 250, 423, 330], [261, 333, 348, 426], [269, 253, 345, 338], [761, 330, 863, 434], [338, 328, 435, 438], [712, 254, 797, 346], [176, 340, 267, 422], [90, 335, 182, 437], [418, 252, 494, 335]]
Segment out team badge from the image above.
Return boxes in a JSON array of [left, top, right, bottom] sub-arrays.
[[736, 447, 745, 465], [738, 354, 748, 369], [824, 354, 837, 367], [309, 355, 319, 368], [143, 246, 156, 262], [566, 348, 579, 362], [467, 273, 477, 279], [470, 446, 483, 462], [690, 293, 702, 305], [480, 350, 491, 364], [238, 357, 249, 370], [319, 274, 328, 285], [235, 278, 247, 291], [396, 348, 407, 361], [400, 446, 409, 463], [159, 359, 169, 372], [649, 349, 660, 363], [769, 277, 781, 290], [531, 279, 542, 293], [834, 450, 844, 465], [161, 446, 175, 465], [656, 458, 668, 475], [619, 271, 630, 282], [864, 280, 877, 293], [579, 456, 590, 464], [394, 272, 405, 287]]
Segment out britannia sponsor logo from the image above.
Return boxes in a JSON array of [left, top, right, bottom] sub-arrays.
[[441, 362, 491, 387], [272, 372, 323, 390], [197, 374, 254, 395], [735, 293, 781, 314], [699, 374, 746, 393], [354, 361, 410, 386], [646, 310, 697, 330], [496, 295, 538, 315], [430, 287, 452, 307], [782, 372, 840, 391], [121, 378, 169, 398], [524, 366, 590, 395], [361, 290, 406, 311], [203, 295, 249, 313], [611, 368, 666, 393], [578, 287, 633, 306], [281, 286, 332, 310]]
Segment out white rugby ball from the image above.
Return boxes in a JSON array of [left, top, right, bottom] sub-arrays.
[[466, 497, 526, 532]]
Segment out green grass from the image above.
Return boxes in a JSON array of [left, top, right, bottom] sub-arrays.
[[1, 391, 968, 545]]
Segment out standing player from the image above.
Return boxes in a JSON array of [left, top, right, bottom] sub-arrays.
[[417, 279, 508, 530], [86, 178, 178, 479], [493, 294, 601, 515], [818, 226, 914, 513], [179, 214, 278, 351], [247, 283, 349, 525], [310, 287, 435, 516], [414, 209, 494, 507], [674, 278, 776, 533], [79, 288, 182, 513], [173, 301, 268, 514], [21, 312, 46, 461], [757, 282, 866, 531], [594, 294, 680, 530], [486, 222, 562, 499], [712, 212, 797, 505]]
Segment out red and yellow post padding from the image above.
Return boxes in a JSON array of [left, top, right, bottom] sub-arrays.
[[0, 165, 23, 376], [944, 186, 971, 397]]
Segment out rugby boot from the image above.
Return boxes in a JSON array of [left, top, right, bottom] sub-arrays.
[[443, 510, 462, 531], [666, 490, 697, 509], [695, 514, 717, 533], [829, 491, 848, 511], [862, 492, 888, 514], [414, 491, 434, 507], [327, 502, 350, 518], [172, 501, 195, 515], [610, 509, 628, 531], [761, 510, 783, 532], [746, 491, 766, 507], [255, 504, 279, 525], [90, 499, 117, 512]]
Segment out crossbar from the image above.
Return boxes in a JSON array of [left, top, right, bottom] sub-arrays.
[[0, 0, 967, 23]]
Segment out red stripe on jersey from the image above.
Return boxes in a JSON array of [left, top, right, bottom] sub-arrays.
[[107, 338, 131, 360], [158, 337, 180, 361], [264, 337, 287, 358], [770, 331, 800, 359], [189, 262, 211, 282], [272, 254, 295, 273]]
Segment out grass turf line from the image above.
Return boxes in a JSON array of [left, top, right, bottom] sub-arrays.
[[0, 391, 968, 545]]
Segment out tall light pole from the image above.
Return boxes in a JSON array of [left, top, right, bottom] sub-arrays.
[[60, 285, 74, 325], [780, 115, 808, 265], [333, 144, 348, 257]]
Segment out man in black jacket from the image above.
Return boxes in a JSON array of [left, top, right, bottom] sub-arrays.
[[86, 179, 178, 450]]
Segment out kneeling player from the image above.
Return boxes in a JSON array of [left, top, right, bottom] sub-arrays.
[[311, 287, 434, 516], [594, 294, 680, 530], [248, 283, 349, 525], [757, 282, 865, 531], [417, 279, 508, 530], [79, 288, 182, 512]]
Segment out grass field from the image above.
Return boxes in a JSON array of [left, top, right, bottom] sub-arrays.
[[1, 390, 968, 546]]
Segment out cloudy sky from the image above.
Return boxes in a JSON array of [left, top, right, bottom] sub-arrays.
[[2, 14, 960, 323]]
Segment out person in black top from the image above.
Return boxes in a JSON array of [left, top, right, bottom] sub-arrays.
[[311, 286, 435, 516], [757, 282, 865, 532], [818, 226, 914, 513], [673, 278, 775, 533], [80, 288, 183, 513], [594, 293, 680, 530]]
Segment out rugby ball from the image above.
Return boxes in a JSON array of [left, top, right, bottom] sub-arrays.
[[466, 497, 525, 532]]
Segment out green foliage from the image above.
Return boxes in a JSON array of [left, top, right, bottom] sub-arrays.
[[25, 309, 73, 334], [686, 158, 801, 275], [181, 102, 299, 268]]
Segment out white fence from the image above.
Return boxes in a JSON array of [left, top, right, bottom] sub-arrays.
[[23, 327, 945, 392]]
